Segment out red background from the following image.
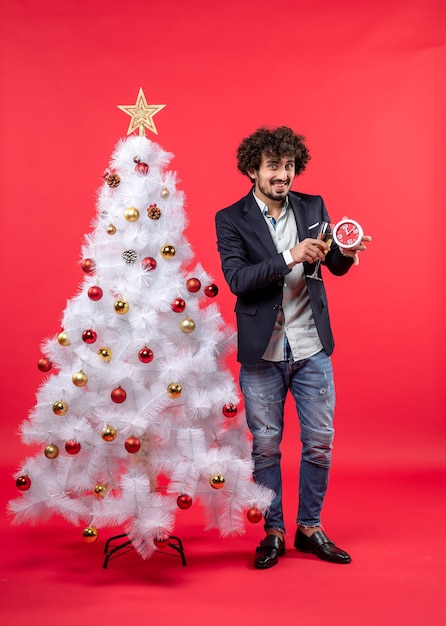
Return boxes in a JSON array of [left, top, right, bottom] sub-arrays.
[[1, 1, 445, 624], [2, 0, 445, 467]]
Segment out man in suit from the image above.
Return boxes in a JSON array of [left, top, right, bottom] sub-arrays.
[[215, 126, 370, 569]]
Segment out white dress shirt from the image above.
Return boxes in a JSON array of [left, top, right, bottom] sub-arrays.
[[253, 192, 323, 362]]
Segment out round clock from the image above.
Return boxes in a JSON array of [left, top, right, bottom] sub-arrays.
[[333, 218, 364, 249]]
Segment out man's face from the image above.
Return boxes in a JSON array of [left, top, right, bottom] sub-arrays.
[[249, 153, 296, 203]]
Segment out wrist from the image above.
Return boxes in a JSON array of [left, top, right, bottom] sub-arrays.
[[283, 249, 296, 267]]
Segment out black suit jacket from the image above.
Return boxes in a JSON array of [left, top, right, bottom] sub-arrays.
[[215, 190, 353, 365]]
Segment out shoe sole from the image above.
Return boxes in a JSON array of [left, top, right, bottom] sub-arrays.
[[294, 542, 351, 563]]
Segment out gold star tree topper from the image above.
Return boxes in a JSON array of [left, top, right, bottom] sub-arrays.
[[118, 88, 166, 136]]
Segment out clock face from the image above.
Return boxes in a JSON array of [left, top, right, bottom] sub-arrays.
[[333, 219, 363, 249]]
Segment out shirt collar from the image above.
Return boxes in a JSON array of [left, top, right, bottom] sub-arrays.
[[252, 191, 289, 216]]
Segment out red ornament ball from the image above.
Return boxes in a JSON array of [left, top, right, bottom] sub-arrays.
[[222, 403, 238, 418], [138, 347, 154, 363], [142, 257, 157, 271], [82, 329, 97, 344], [65, 440, 81, 455], [88, 286, 103, 301], [247, 507, 263, 524], [125, 436, 141, 453], [111, 387, 127, 403], [81, 258, 96, 274], [186, 278, 201, 293], [171, 298, 186, 313], [154, 535, 170, 549], [177, 494, 193, 510], [16, 475, 31, 491], [204, 283, 219, 298], [135, 162, 149, 175], [38, 357, 52, 372]]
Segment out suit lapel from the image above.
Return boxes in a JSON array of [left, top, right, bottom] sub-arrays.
[[241, 191, 278, 256], [288, 192, 310, 240]]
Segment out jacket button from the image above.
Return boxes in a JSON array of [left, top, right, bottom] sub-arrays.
[[273, 304, 279, 310]]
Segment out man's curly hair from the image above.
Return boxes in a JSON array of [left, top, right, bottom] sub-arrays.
[[236, 126, 310, 180]]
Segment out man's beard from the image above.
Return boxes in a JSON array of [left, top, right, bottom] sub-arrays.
[[258, 179, 289, 201]]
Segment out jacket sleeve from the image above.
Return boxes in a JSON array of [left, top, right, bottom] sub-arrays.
[[215, 208, 292, 297], [323, 243, 354, 276]]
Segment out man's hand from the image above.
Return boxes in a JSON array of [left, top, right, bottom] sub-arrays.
[[339, 235, 372, 265], [338, 215, 372, 265], [290, 238, 329, 264]]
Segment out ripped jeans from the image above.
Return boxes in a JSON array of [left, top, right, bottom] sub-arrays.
[[240, 349, 335, 533]]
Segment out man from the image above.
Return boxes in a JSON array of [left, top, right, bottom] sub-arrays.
[[215, 126, 370, 569]]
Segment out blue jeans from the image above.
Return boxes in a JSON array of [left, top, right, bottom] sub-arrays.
[[240, 350, 335, 533]]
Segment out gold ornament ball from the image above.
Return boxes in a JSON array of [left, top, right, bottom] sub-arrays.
[[44, 444, 59, 459], [53, 400, 68, 416], [124, 207, 139, 222], [106, 224, 117, 235], [210, 474, 225, 490], [114, 299, 129, 315], [101, 424, 117, 442], [161, 186, 170, 199], [161, 244, 175, 259], [167, 383, 182, 398], [57, 331, 70, 346], [82, 527, 99, 543], [180, 318, 195, 334], [98, 347, 112, 362], [93, 483, 108, 499], [72, 370, 88, 387]]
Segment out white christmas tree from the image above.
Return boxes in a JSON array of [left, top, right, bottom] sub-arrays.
[[8, 89, 272, 560]]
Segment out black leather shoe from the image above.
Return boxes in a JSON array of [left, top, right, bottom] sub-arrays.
[[254, 535, 286, 569], [294, 529, 351, 564]]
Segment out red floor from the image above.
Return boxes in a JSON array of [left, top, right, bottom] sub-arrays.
[[1, 462, 444, 626]]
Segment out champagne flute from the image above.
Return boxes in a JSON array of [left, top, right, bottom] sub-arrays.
[[306, 221, 333, 281]]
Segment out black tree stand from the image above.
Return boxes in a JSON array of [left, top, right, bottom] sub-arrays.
[[103, 533, 187, 568]]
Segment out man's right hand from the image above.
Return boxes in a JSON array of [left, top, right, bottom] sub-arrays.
[[290, 238, 329, 264]]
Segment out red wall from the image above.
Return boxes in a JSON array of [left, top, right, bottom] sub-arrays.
[[1, 0, 445, 468]]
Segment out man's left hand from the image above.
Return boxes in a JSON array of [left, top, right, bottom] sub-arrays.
[[339, 234, 372, 265], [338, 215, 372, 266]]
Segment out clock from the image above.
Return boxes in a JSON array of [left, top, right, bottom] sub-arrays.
[[333, 218, 364, 249]]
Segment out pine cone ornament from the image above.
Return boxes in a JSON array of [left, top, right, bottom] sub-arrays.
[[106, 173, 121, 188], [122, 250, 137, 264], [147, 204, 161, 220]]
